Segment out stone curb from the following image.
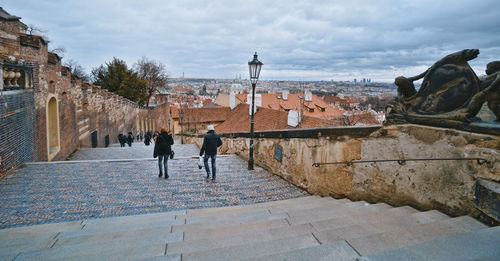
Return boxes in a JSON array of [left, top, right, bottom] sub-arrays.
[[24, 155, 236, 165]]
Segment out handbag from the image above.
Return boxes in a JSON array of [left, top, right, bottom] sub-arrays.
[[170, 150, 175, 159], [197, 156, 204, 169]]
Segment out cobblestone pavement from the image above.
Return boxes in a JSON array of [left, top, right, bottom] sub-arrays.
[[70, 140, 195, 160], [0, 143, 307, 229]]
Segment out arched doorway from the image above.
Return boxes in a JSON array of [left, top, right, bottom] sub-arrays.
[[46, 96, 60, 161]]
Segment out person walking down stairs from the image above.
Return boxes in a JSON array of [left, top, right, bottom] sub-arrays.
[[200, 125, 222, 182], [153, 128, 174, 179]]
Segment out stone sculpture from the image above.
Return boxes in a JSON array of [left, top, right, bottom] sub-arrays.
[[387, 49, 500, 134]]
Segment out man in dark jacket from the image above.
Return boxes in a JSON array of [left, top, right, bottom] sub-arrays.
[[154, 128, 174, 179], [200, 125, 222, 181]]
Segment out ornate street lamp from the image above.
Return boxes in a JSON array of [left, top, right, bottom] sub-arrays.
[[180, 110, 184, 144], [248, 52, 263, 170]]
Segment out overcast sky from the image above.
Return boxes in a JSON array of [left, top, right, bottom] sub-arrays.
[[3, 0, 500, 82]]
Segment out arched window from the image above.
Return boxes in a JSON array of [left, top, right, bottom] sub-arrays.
[[46, 96, 60, 161]]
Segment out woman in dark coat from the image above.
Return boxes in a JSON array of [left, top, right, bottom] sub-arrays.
[[153, 128, 174, 179]]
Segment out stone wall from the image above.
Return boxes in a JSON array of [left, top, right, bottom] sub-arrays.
[[185, 124, 499, 219], [0, 14, 162, 171]]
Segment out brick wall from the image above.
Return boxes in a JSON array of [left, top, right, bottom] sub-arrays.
[[0, 89, 38, 174], [0, 9, 166, 171]]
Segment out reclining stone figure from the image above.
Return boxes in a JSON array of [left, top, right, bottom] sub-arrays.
[[388, 49, 500, 125]]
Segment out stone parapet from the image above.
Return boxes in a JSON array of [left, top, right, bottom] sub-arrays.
[[184, 124, 499, 221]]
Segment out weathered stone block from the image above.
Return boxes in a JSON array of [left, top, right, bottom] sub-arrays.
[[474, 179, 500, 222]]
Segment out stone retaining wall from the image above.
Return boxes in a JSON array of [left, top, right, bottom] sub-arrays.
[[185, 124, 499, 219]]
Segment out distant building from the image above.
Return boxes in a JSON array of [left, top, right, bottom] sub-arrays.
[[215, 103, 338, 134], [234, 92, 345, 120], [171, 106, 231, 134]]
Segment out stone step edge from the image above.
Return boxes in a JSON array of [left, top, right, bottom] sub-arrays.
[[179, 196, 336, 219], [24, 155, 238, 165], [180, 206, 422, 242]]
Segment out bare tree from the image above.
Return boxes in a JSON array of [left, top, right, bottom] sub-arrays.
[[49, 45, 66, 58], [134, 57, 168, 107], [26, 24, 49, 41], [335, 111, 376, 126], [64, 59, 88, 81]]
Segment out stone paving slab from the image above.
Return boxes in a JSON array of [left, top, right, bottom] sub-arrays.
[[15, 241, 167, 261], [250, 240, 360, 261], [363, 226, 500, 261], [182, 234, 320, 261], [69, 142, 198, 161], [0, 149, 307, 228]]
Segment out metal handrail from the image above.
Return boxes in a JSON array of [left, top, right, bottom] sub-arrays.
[[312, 157, 491, 167]]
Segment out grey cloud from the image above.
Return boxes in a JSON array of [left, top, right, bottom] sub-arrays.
[[3, 0, 499, 81]]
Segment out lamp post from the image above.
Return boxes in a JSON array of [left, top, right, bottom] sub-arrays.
[[248, 52, 263, 170], [180, 110, 184, 144]]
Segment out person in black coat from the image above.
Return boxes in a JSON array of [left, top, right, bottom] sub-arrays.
[[118, 134, 125, 147], [144, 133, 151, 146], [154, 128, 174, 179], [127, 132, 133, 147], [199, 125, 222, 181]]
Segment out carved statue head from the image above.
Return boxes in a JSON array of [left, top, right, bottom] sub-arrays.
[[394, 76, 416, 98], [486, 61, 500, 75]]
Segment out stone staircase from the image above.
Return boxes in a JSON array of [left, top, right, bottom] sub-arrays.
[[1, 196, 499, 260]]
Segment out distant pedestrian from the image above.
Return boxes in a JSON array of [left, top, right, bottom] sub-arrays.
[[140, 131, 144, 141], [199, 125, 222, 181], [127, 132, 133, 147], [136, 131, 140, 141], [144, 132, 151, 146], [118, 134, 126, 147], [153, 128, 174, 179]]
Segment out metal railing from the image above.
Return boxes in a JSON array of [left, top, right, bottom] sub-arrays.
[[312, 157, 491, 167]]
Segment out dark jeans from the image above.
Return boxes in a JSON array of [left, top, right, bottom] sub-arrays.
[[204, 154, 217, 179], [158, 155, 169, 175]]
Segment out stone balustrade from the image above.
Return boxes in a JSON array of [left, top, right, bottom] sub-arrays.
[[0, 63, 32, 91]]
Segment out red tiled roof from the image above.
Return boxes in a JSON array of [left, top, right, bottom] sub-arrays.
[[180, 107, 231, 124], [323, 96, 343, 103], [215, 104, 339, 134], [264, 93, 344, 119]]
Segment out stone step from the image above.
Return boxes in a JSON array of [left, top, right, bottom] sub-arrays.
[[247, 240, 361, 261], [168, 223, 316, 254], [0, 220, 83, 239], [313, 209, 450, 244], [184, 208, 273, 224], [0, 233, 58, 261], [182, 197, 349, 225], [179, 196, 320, 218], [287, 202, 391, 225], [181, 234, 320, 261], [363, 226, 500, 260], [172, 212, 288, 234], [15, 241, 166, 261], [137, 254, 182, 261], [0, 221, 84, 259], [348, 216, 488, 256], [81, 212, 185, 233], [311, 207, 442, 233], [268, 198, 351, 214], [181, 202, 394, 241], [83, 209, 184, 227], [53, 226, 182, 248], [183, 218, 289, 241]]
